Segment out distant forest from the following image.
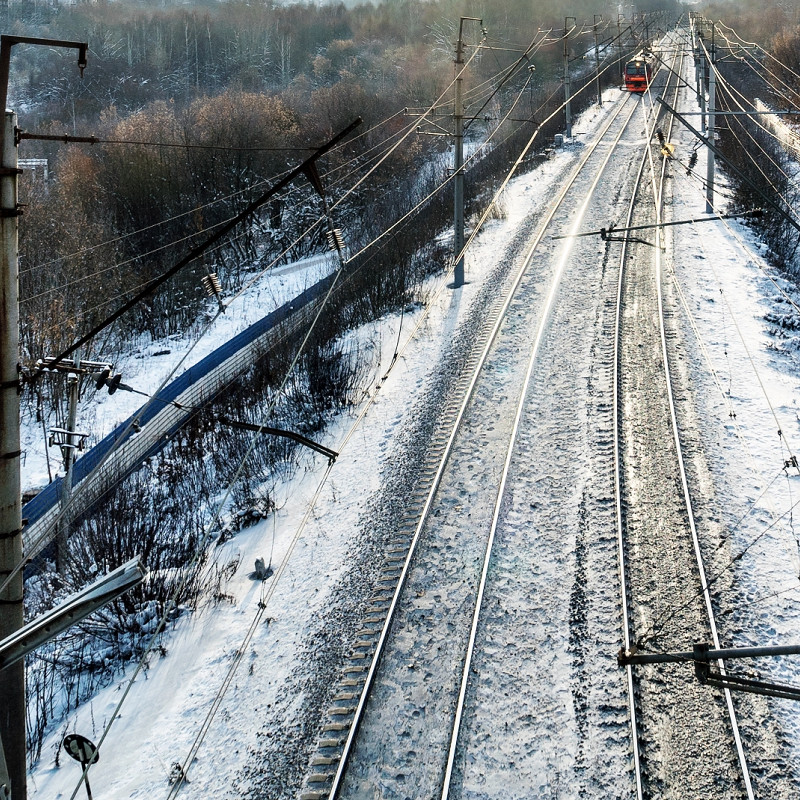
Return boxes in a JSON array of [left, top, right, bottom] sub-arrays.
[[698, 0, 799, 45], [9, 0, 677, 119], [693, 0, 800, 269], [7, 0, 794, 369], [6, 0, 797, 370], [5, 0, 673, 371]]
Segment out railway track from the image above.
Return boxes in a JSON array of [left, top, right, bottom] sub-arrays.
[[614, 27, 754, 798], [297, 44, 682, 800]]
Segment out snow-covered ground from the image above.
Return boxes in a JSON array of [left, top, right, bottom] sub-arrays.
[[667, 132, 800, 779], [25, 79, 800, 798]]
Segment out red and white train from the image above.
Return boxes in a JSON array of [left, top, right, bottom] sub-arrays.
[[623, 50, 655, 92]]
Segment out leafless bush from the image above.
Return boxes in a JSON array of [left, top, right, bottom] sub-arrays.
[[24, 456, 209, 765], [715, 58, 800, 273]]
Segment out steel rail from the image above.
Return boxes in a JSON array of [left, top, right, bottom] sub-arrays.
[[325, 88, 641, 800], [612, 71, 656, 800], [614, 24, 755, 798], [613, 30, 686, 800], [653, 27, 755, 800], [438, 84, 672, 798]]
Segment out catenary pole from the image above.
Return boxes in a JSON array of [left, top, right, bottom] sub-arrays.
[[564, 17, 575, 138], [453, 22, 466, 288], [57, 354, 80, 573], [658, 97, 800, 235], [705, 28, 716, 213], [0, 107, 25, 800], [594, 15, 602, 106], [452, 17, 482, 289], [698, 33, 707, 134], [0, 37, 87, 800]]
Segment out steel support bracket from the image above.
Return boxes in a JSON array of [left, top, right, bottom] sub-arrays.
[[693, 642, 710, 684], [219, 417, 339, 463], [705, 670, 800, 701], [0, 557, 144, 671], [0, 378, 21, 392], [0, 731, 10, 800]]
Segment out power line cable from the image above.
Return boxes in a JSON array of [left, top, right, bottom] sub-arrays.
[[20, 48, 527, 571], [465, 31, 554, 133], [23, 48, 624, 797], [640, 478, 800, 647], [55, 30, 662, 788], [455, 41, 639, 268], [6, 147, 368, 595], [636, 170, 800, 645], [698, 39, 800, 184], [64, 51, 594, 789], [19, 108, 410, 280], [712, 96, 800, 223], [28, 48, 483, 356], [48, 54, 494, 794], [716, 20, 800, 88], [25, 120, 363, 382], [20, 132, 318, 151], [40, 72, 490, 344], [20, 117, 419, 310]]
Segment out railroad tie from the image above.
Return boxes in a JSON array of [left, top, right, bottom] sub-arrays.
[[318, 736, 346, 748], [307, 772, 334, 783], [311, 755, 340, 766]]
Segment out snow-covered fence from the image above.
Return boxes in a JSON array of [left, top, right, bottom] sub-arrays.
[[22, 272, 336, 557]]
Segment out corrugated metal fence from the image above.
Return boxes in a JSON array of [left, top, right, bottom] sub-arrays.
[[22, 272, 335, 555]]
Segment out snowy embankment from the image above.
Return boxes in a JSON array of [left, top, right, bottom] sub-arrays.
[[20, 253, 336, 494], [667, 110, 800, 787], [25, 96, 615, 799], [26, 81, 800, 798], [754, 99, 800, 161]]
